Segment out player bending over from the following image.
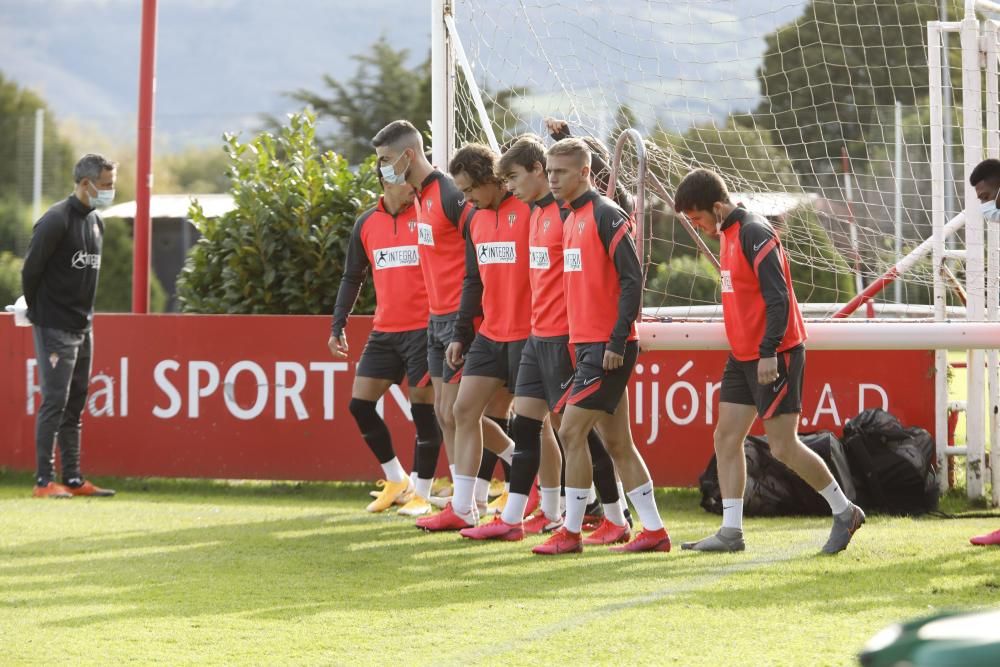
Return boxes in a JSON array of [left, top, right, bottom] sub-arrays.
[[674, 168, 864, 555], [417, 144, 530, 531]]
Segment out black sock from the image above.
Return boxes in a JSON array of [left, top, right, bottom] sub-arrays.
[[477, 449, 499, 482], [481, 414, 511, 481], [410, 403, 442, 480], [588, 430, 620, 504], [509, 415, 543, 496], [349, 398, 394, 463]]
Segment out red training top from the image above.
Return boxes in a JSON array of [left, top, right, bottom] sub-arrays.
[[331, 196, 428, 334], [528, 192, 570, 338], [718, 207, 806, 361], [415, 170, 470, 316], [453, 192, 533, 344], [562, 189, 640, 352]]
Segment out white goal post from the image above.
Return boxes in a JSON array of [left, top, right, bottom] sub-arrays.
[[431, 0, 1000, 503]]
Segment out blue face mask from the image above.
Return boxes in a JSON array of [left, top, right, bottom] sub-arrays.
[[88, 183, 115, 208], [380, 151, 411, 186]]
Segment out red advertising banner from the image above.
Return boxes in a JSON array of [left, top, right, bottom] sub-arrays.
[[0, 314, 935, 486]]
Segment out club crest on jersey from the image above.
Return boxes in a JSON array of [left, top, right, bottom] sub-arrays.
[[408, 219, 417, 233], [529, 246, 550, 269], [542, 218, 550, 232], [507, 213, 516, 227], [563, 248, 582, 272], [476, 241, 516, 264], [373, 245, 419, 270], [425, 199, 433, 212], [577, 221, 585, 235], [418, 222, 434, 246], [720, 269, 734, 293]]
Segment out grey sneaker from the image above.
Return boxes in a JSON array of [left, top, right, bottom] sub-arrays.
[[680, 527, 746, 552], [822, 503, 866, 554]]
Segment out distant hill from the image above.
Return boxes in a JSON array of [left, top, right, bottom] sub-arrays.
[[0, 0, 806, 151]]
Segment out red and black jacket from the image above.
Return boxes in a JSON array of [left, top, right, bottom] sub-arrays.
[[718, 207, 806, 361], [415, 170, 471, 316], [528, 193, 570, 338], [453, 192, 532, 347], [331, 196, 428, 335], [561, 189, 640, 353]]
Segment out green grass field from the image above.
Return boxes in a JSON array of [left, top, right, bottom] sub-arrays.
[[2, 472, 998, 666]]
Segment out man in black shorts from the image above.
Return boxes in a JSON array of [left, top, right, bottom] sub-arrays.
[[461, 135, 630, 543], [674, 168, 864, 554], [533, 139, 670, 555], [331, 174, 441, 516], [417, 143, 530, 531]]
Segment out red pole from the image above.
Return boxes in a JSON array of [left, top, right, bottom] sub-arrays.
[[132, 0, 158, 313]]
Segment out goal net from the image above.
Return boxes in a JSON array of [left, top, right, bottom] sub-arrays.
[[446, 0, 990, 320]]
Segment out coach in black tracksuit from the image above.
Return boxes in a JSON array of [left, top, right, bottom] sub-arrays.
[[21, 153, 117, 498]]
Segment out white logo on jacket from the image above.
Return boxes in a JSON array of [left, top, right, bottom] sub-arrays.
[[720, 270, 734, 293], [476, 242, 517, 264], [529, 246, 550, 269], [71, 251, 101, 270], [563, 248, 582, 272], [373, 245, 419, 269], [417, 223, 434, 246]]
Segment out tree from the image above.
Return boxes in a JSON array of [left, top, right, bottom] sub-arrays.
[[608, 104, 640, 148], [155, 147, 233, 194], [779, 205, 857, 303], [287, 37, 431, 164], [653, 117, 801, 193], [0, 251, 21, 307], [754, 0, 956, 188], [177, 111, 379, 315], [0, 71, 75, 204]]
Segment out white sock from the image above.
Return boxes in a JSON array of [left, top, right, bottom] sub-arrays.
[[452, 474, 476, 516], [564, 486, 590, 533], [627, 481, 664, 531], [474, 477, 490, 506], [381, 457, 407, 483], [501, 492, 529, 524], [617, 478, 628, 514], [414, 477, 433, 500], [497, 443, 514, 465], [449, 464, 457, 481], [541, 486, 561, 519], [819, 480, 850, 515], [559, 493, 566, 515], [587, 484, 597, 504], [409, 471, 418, 487], [604, 501, 627, 527], [721, 498, 743, 531]]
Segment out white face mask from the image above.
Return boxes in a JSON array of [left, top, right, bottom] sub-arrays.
[[981, 196, 1000, 222], [380, 151, 410, 186], [88, 183, 115, 208]]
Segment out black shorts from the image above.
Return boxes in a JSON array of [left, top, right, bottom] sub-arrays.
[[427, 313, 461, 384], [356, 329, 431, 387], [568, 340, 639, 415], [514, 335, 575, 413], [719, 345, 805, 419], [462, 333, 527, 388]]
